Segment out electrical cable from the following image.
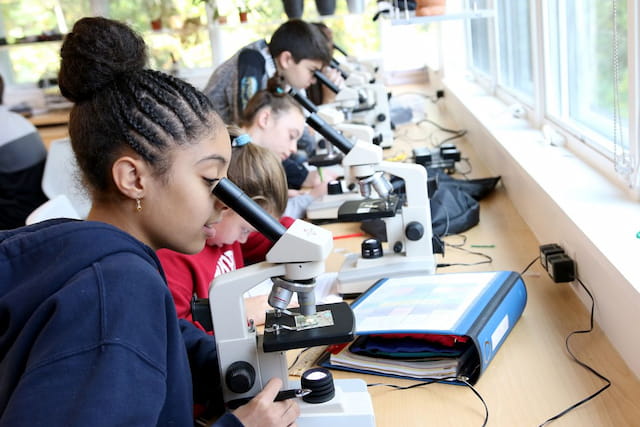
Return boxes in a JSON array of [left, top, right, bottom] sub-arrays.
[[520, 256, 540, 276], [437, 240, 493, 268], [391, 91, 444, 104], [537, 276, 611, 426], [288, 346, 311, 370], [393, 125, 431, 143], [455, 157, 473, 176], [444, 234, 467, 248], [367, 376, 489, 427], [416, 118, 468, 146]]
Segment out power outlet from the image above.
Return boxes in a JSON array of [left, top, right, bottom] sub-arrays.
[[559, 240, 576, 265], [539, 243, 576, 283]]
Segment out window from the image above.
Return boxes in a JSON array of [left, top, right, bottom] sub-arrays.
[[468, 0, 491, 76], [546, 0, 629, 153], [463, 0, 635, 188], [0, 0, 382, 91], [109, 0, 212, 71], [0, 0, 91, 85], [496, 0, 533, 101]]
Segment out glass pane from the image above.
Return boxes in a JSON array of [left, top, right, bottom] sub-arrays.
[[0, 0, 91, 84], [469, 0, 490, 74], [0, 0, 382, 86], [544, 0, 562, 117], [497, 0, 533, 99], [109, 0, 213, 71], [565, 0, 628, 145]]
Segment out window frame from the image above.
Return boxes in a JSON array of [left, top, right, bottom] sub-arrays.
[[463, 0, 640, 192]]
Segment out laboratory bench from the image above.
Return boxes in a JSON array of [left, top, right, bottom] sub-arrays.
[[295, 88, 640, 426]]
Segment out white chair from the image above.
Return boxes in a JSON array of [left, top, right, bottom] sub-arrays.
[[26, 194, 81, 225], [41, 138, 91, 218]]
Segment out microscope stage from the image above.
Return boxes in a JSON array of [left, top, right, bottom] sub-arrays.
[[263, 302, 355, 352], [336, 194, 401, 222]]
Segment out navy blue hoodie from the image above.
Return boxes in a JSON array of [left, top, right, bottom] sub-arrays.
[[0, 219, 242, 426]]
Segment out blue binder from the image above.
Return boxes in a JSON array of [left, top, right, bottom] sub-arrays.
[[320, 271, 527, 384]]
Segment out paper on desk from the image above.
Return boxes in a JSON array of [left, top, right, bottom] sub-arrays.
[[243, 272, 342, 305], [329, 345, 459, 379]]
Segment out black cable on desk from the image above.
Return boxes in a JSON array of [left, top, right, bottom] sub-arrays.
[[416, 118, 468, 146], [367, 376, 489, 427], [520, 255, 540, 276], [537, 276, 611, 426], [436, 235, 493, 269]]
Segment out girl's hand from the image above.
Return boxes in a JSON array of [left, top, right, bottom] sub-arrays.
[[232, 378, 300, 427]]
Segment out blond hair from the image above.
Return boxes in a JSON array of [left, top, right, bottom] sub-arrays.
[[226, 125, 288, 217]]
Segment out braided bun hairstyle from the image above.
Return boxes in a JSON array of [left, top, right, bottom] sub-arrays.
[[59, 17, 223, 193]]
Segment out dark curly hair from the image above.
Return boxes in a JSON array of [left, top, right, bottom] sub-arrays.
[[58, 17, 223, 194]]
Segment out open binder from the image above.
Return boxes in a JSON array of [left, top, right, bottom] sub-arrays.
[[319, 271, 527, 384]]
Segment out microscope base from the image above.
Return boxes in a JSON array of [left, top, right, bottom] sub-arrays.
[[337, 252, 436, 296], [293, 378, 375, 427]]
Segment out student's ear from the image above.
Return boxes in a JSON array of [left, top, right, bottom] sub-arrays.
[[277, 51, 295, 70], [256, 107, 272, 129], [112, 156, 149, 201]]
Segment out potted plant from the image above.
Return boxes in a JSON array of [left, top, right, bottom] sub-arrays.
[[213, 7, 227, 24], [237, 1, 249, 23], [147, 0, 165, 30], [315, 0, 336, 16], [416, 0, 446, 16], [193, 0, 227, 25], [282, 0, 303, 19]]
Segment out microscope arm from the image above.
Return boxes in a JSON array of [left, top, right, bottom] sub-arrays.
[[288, 93, 431, 255], [377, 161, 432, 258], [210, 262, 287, 343], [209, 178, 335, 402]]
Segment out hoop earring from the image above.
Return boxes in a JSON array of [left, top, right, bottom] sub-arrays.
[[136, 198, 142, 212]]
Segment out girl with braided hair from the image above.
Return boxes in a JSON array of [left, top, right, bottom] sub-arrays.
[[157, 127, 293, 330], [0, 17, 299, 427]]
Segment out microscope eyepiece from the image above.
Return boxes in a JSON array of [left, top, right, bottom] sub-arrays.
[[288, 88, 318, 113], [212, 178, 286, 242], [313, 70, 340, 94]]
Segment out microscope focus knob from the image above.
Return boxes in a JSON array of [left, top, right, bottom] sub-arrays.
[[225, 361, 256, 394], [361, 238, 383, 259], [327, 180, 343, 195], [405, 222, 425, 241]]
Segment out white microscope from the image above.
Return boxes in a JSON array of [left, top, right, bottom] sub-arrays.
[[331, 42, 383, 85], [290, 90, 436, 296], [208, 178, 375, 426], [314, 69, 394, 148]]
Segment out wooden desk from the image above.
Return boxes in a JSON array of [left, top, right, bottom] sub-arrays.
[[28, 108, 70, 127], [304, 91, 640, 426], [27, 109, 70, 150]]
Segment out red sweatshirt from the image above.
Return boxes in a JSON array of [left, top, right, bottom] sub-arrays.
[[157, 243, 244, 324], [158, 216, 296, 325]]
